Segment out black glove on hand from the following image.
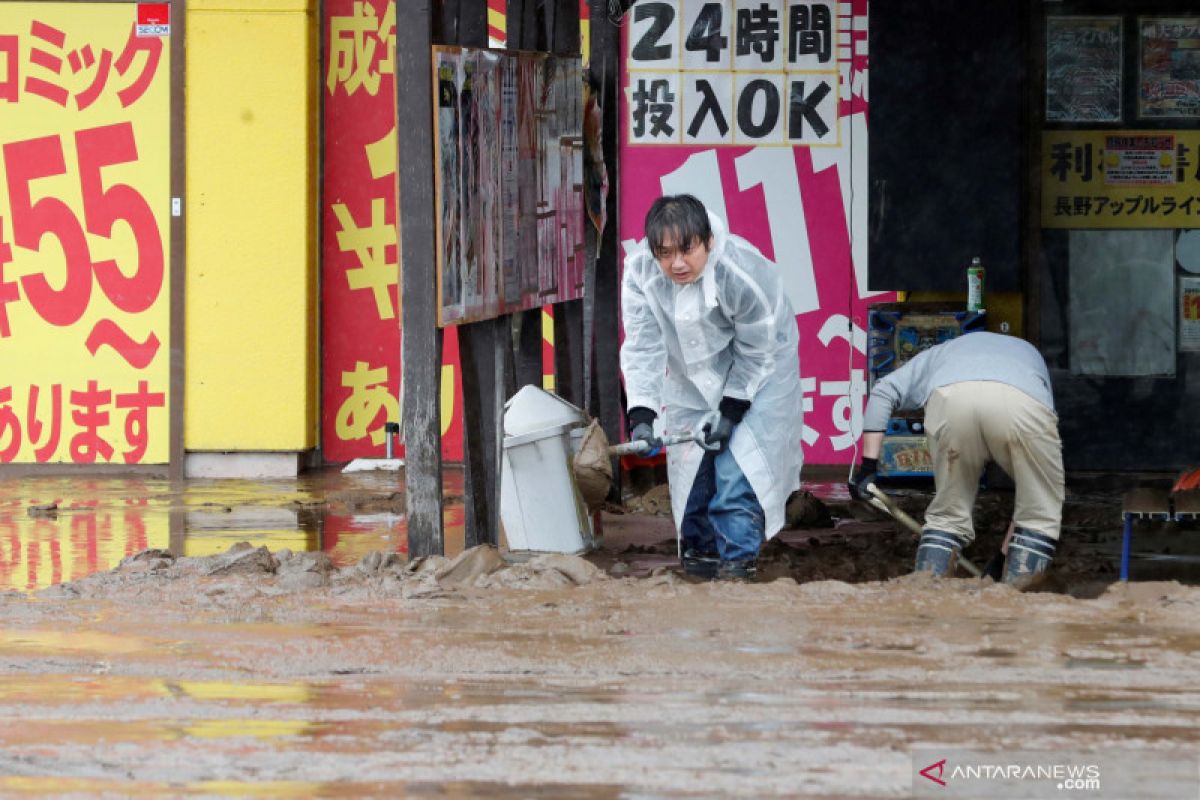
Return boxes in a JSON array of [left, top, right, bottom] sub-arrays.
[[848, 457, 878, 501], [700, 397, 750, 454], [627, 407, 662, 456]]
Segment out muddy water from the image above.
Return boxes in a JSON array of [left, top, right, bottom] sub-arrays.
[[0, 469, 465, 593], [1, 565, 1199, 797], [0, 473, 1198, 796]]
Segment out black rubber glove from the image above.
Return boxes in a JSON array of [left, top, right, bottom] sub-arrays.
[[700, 397, 750, 454], [848, 457, 879, 501], [626, 407, 662, 456]]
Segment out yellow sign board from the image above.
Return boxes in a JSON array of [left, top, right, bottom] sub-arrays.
[[1042, 130, 1200, 229], [0, 4, 171, 463]]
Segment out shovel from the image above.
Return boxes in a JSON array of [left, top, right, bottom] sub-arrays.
[[865, 483, 983, 578], [607, 430, 706, 457], [572, 423, 706, 510]]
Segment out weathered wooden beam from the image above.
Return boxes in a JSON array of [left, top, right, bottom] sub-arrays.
[[590, 0, 624, 492], [457, 0, 488, 47], [398, 1, 444, 557], [505, 0, 539, 50], [553, 300, 585, 407], [552, 0, 580, 54], [450, 0, 500, 550], [459, 320, 506, 547], [515, 308, 543, 389], [549, 0, 584, 408]]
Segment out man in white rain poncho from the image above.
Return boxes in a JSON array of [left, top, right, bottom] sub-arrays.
[[621, 194, 804, 581]]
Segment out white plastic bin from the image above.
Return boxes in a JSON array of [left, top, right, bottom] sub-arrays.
[[499, 386, 594, 555]]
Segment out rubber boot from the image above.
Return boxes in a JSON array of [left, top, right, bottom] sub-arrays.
[[681, 549, 720, 580], [1004, 528, 1056, 590], [913, 530, 965, 577], [715, 558, 757, 582]]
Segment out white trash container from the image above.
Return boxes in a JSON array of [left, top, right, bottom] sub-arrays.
[[499, 385, 594, 556]]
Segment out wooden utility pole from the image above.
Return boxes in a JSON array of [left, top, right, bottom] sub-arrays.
[[397, 2, 444, 558], [588, 0, 624, 484], [450, 0, 508, 549]]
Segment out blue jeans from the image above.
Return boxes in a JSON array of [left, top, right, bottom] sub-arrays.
[[680, 449, 765, 563]]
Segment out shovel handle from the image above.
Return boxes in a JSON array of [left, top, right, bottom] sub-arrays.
[[608, 431, 703, 456], [865, 484, 983, 579]]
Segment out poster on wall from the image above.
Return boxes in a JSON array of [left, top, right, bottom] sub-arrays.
[[1041, 129, 1200, 229], [1045, 16, 1123, 123], [1140, 17, 1200, 119], [0, 4, 171, 464], [625, 0, 841, 148], [1104, 133, 1175, 185], [619, 0, 893, 467], [433, 46, 584, 326], [1182, 276, 1200, 352], [323, 0, 465, 462]]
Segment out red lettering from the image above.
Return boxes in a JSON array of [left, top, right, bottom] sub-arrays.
[[0, 35, 18, 102], [114, 25, 162, 107], [69, 380, 114, 463], [115, 380, 164, 463], [0, 387, 20, 462], [75, 123, 163, 312], [3, 135, 92, 326], [0, 217, 18, 336], [28, 383, 63, 463]]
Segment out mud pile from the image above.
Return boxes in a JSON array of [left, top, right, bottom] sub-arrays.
[[36, 542, 608, 608]]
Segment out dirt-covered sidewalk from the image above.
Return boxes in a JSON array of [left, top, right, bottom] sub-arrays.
[[0, 472, 1198, 797]]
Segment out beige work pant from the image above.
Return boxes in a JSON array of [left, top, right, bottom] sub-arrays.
[[923, 381, 1064, 543]]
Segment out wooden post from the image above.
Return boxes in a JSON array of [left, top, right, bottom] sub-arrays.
[[550, 0, 584, 408], [506, 0, 538, 50], [452, 0, 503, 549], [507, 0, 545, 397], [589, 0, 625, 489], [515, 308, 543, 390], [398, 1, 444, 558], [553, 300, 585, 407]]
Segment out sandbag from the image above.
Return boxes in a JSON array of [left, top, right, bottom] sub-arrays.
[[572, 419, 613, 510]]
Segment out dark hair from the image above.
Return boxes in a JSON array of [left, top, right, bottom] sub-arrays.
[[645, 194, 712, 259]]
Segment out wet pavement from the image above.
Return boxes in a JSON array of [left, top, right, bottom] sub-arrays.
[[0, 469, 464, 593], [0, 470, 1197, 797]]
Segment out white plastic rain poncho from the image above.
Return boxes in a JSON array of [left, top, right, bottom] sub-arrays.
[[621, 213, 803, 539]]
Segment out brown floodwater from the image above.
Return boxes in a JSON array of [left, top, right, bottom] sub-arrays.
[[0, 470, 1197, 797], [0, 469, 466, 593]]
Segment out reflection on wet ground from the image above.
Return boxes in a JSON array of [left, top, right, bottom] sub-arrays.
[[0, 469, 465, 592], [1, 580, 1199, 797], [3, 471, 1198, 594], [0, 472, 1198, 795]]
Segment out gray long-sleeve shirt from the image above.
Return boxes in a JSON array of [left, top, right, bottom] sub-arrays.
[[862, 332, 1055, 431]]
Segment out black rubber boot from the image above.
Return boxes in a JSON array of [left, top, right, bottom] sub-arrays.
[[1004, 528, 1056, 589], [681, 549, 720, 580], [715, 558, 757, 582], [913, 530, 966, 577]]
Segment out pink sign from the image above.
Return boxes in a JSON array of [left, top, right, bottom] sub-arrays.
[[619, 0, 890, 466]]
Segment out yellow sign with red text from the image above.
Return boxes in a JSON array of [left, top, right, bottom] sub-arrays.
[[0, 4, 170, 464], [1042, 130, 1200, 229]]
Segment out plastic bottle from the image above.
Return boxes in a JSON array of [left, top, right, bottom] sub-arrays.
[[967, 256, 985, 312]]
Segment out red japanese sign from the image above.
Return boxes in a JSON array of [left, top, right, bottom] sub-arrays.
[[322, 0, 464, 462]]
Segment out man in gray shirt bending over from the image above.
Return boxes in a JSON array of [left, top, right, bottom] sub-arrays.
[[848, 332, 1064, 587]]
